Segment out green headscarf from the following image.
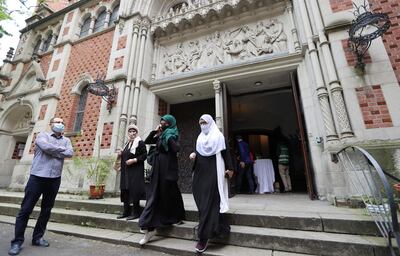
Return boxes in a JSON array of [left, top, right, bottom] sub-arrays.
[[160, 114, 179, 151]]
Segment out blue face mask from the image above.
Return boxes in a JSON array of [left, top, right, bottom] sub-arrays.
[[52, 123, 65, 133]]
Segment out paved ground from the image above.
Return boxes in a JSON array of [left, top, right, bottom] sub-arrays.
[[0, 223, 173, 256]]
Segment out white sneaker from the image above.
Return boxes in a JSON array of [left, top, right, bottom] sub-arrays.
[[139, 230, 156, 245]]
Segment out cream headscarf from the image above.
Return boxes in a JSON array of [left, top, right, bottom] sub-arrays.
[[126, 124, 141, 155], [196, 114, 229, 213]]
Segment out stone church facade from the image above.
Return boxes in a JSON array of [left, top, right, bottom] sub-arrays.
[[0, 0, 399, 201]]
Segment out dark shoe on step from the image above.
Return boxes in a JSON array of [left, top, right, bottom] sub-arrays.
[[8, 243, 22, 255], [126, 214, 140, 220], [195, 239, 208, 253], [116, 214, 129, 219], [32, 238, 49, 247]]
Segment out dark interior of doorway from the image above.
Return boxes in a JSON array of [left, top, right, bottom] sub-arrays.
[[230, 89, 308, 193], [170, 98, 215, 193]]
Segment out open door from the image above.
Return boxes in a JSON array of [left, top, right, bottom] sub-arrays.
[[290, 72, 316, 200], [222, 83, 236, 197]]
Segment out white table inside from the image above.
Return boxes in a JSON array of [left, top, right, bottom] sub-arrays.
[[253, 159, 275, 194]]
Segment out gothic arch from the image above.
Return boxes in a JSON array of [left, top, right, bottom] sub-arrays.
[[71, 74, 93, 95], [0, 102, 35, 133]]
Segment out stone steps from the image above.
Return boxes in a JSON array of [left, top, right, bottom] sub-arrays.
[[0, 194, 380, 236], [0, 202, 394, 256]]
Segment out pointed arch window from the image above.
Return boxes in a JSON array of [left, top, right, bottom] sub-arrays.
[[79, 16, 91, 37], [73, 86, 89, 132], [109, 5, 119, 26], [94, 10, 107, 33]]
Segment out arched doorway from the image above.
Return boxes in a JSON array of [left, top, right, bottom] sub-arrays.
[[0, 104, 33, 188]]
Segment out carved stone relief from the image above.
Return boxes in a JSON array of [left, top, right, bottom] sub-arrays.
[[16, 111, 32, 129], [158, 18, 288, 78]]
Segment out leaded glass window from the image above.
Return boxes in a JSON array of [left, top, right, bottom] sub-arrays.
[[73, 86, 89, 132], [79, 17, 91, 37]]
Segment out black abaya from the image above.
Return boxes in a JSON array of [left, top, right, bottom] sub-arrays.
[[139, 131, 185, 229], [192, 141, 233, 240]]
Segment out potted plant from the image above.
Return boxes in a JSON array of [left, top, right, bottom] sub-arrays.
[[69, 136, 115, 199]]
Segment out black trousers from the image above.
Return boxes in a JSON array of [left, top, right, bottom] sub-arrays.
[[11, 175, 61, 245], [235, 163, 255, 193]]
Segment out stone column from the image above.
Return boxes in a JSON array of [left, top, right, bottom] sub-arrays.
[[104, 10, 112, 28], [49, 33, 58, 51], [309, 0, 353, 138], [37, 38, 45, 55], [287, 2, 301, 53], [130, 20, 149, 125], [151, 39, 159, 82], [117, 19, 140, 149], [298, 0, 338, 141], [213, 79, 223, 131], [89, 17, 96, 34]]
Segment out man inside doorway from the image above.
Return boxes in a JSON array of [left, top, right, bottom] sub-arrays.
[[278, 138, 292, 192], [235, 135, 255, 194]]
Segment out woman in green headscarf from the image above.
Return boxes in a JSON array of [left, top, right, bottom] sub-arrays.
[[139, 114, 185, 245]]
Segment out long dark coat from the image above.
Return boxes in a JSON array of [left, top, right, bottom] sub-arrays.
[[120, 140, 147, 203], [139, 130, 185, 229], [192, 140, 233, 240]]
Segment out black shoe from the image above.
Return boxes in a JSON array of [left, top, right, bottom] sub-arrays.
[[126, 214, 140, 220], [8, 244, 21, 255], [116, 214, 129, 219], [32, 238, 50, 247]]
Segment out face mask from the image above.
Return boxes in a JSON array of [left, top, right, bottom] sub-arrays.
[[52, 123, 65, 133], [200, 124, 210, 134], [161, 125, 168, 131]]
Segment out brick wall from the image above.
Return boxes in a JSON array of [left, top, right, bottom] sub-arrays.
[[117, 35, 127, 50], [55, 30, 114, 157], [356, 85, 393, 129], [329, 0, 353, 12], [369, 0, 400, 84], [38, 104, 48, 120], [29, 133, 38, 154], [101, 122, 113, 149], [40, 54, 52, 77], [342, 39, 372, 67]]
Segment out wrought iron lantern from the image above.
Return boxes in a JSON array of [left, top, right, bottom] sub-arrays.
[[348, 1, 391, 72], [87, 76, 116, 113]]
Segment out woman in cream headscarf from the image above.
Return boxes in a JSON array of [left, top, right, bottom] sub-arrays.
[[116, 124, 147, 220], [189, 114, 233, 253]]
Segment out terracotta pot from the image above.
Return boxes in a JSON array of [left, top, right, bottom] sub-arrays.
[[89, 184, 105, 199]]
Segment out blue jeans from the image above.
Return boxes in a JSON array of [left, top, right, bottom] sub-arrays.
[[11, 175, 61, 245]]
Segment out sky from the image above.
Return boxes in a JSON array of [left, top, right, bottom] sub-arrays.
[[0, 0, 37, 64]]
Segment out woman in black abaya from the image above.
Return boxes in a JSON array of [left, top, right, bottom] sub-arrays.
[[138, 114, 185, 245], [189, 114, 234, 253], [116, 124, 146, 220]]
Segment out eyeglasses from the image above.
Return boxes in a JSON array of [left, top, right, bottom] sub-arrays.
[[51, 121, 64, 125], [199, 121, 207, 125]]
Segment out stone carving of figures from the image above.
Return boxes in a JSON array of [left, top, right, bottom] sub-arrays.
[[173, 46, 189, 73], [199, 32, 224, 67], [162, 51, 174, 75], [188, 40, 202, 68], [266, 19, 287, 52], [17, 112, 32, 129], [241, 25, 258, 58], [224, 38, 244, 61], [257, 34, 273, 55]]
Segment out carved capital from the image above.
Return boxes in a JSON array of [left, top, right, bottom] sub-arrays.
[[213, 79, 221, 91]]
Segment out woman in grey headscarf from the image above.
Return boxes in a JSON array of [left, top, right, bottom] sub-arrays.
[[116, 124, 147, 220], [189, 114, 233, 253]]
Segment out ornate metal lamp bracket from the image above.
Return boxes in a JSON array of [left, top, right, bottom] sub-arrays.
[[87, 74, 116, 113], [348, 0, 391, 73]]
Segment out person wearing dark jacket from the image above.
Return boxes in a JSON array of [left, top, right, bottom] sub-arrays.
[[190, 114, 234, 253], [138, 114, 185, 245], [116, 124, 147, 220]]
